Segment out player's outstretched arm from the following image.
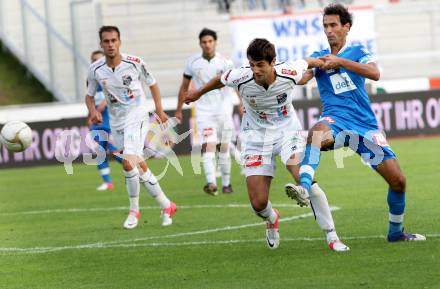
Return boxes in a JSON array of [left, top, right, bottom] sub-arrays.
[[296, 69, 314, 85], [85, 95, 102, 124], [149, 83, 169, 123], [295, 58, 323, 85], [175, 77, 191, 123], [184, 75, 224, 104], [320, 54, 380, 81], [303, 57, 324, 69]]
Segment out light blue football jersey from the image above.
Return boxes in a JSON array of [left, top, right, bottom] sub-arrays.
[[311, 45, 378, 129]]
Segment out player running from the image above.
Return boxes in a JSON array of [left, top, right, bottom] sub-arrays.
[[286, 4, 426, 242], [86, 26, 177, 229], [175, 28, 236, 195], [88, 50, 123, 191], [186, 38, 349, 251]]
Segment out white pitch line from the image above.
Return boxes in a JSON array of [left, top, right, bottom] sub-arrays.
[[0, 203, 302, 216], [2, 231, 439, 255], [0, 208, 341, 254]]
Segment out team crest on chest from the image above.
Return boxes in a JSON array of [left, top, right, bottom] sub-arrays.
[[247, 95, 257, 108], [122, 75, 133, 86], [276, 93, 287, 104]]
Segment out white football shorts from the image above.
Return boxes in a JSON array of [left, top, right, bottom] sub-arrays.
[[196, 114, 233, 145], [240, 128, 305, 177], [111, 109, 149, 156]]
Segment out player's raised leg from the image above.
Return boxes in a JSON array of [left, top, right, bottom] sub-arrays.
[[285, 152, 349, 252], [376, 158, 426, 241]]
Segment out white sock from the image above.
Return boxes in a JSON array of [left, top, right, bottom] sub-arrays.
[[255, 201, 277, 224], [218, 152, 231, 187], [124, 168, 140, 212], [139, 169, 170, 209], [326, 229, 339, 243], [310, 183, 337, 239], [203, 152, 217, 184], [229, 142, 242, 165]]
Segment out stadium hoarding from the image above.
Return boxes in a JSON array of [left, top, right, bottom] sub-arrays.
[[1, 90, 439, 168], [229, 6, 376, 66]]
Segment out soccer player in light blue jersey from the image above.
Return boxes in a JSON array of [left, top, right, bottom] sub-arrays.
[[88, 50, 123, 191], [285, 4, 426, 242]]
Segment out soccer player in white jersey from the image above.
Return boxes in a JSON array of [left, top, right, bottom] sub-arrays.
[[175, 28, 235, 195], [185, 38, 348, 251], [86, 26, 177, 229]]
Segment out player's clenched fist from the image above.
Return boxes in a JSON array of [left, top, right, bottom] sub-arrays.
[[184, 90, 201, 104], [89, 110, 103, 125]]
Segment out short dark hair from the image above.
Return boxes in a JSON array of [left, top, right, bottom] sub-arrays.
[[323, 4, 352, 28], [246, 38, 276, 63], [199, 28, 217, 41], [99, 25, 120, 41]]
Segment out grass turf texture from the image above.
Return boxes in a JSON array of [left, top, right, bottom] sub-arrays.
[[0, 137, 439, 289], [0, 42, 53, 105]]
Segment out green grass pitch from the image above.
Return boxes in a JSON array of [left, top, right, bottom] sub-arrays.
[[0, 137, 439, 289]]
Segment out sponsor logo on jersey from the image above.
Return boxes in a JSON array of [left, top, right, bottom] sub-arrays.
[[107, 92, 118, 103], [276, 105, 288, 117], [122, 88, 134, 101], [122, 75, 133, 86], [330, 72, 357, 94], [276, 93, 287, 104], [224, 70, 232, 81], [202, 128, 214, 137], [232, 75, 251, 85], [257, 111, 267, 120], [127, 56, 141, 63], [244, 155, 263, 168], [281, 69, 297, 76]]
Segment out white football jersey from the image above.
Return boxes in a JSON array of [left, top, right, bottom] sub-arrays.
[[87, 54, 155, 129], [184, 52, 234, 117], [221, 60, 308, 131]]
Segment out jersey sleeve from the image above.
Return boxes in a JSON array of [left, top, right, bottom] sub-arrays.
[[86, 66, 98, 96], [139, 59, 156, 86], [220, 67, 251, 89], [279, 60, 308, 83], [309, 51, 321, 58], [183, 57, 193, 79], [358, 46, 376, 64]]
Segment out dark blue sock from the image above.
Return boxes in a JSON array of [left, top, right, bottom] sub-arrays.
[[299, 144, 321, 192], [98, 159, 112, 183], [387, 189, 405, 238], [108, 143, 123, 164]]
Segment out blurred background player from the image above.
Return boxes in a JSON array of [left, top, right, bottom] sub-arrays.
[[175, 28, 236, 195], [286, 4, 425, 242], [86, 26, 177, 229], [88, 50, 123, 191], [185, 38, 348, 251]]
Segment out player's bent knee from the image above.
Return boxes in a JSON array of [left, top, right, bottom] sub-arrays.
[[389, 174, 406, 192], [122, 159, 134, 171], [251, 201, 268, 214]]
